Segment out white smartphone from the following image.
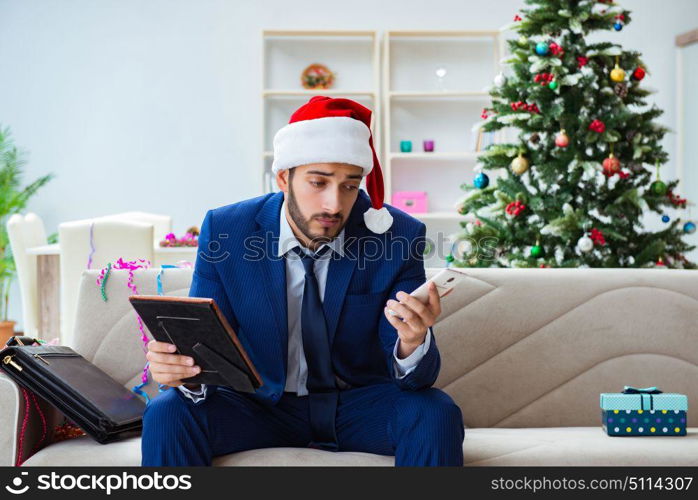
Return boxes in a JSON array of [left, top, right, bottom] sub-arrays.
[[410, 268, 468, 304]]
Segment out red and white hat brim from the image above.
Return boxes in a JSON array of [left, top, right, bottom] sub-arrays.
[[272, 116, 374, 175]]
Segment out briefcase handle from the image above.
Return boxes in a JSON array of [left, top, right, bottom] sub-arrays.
[[4, 335, 43, 348]]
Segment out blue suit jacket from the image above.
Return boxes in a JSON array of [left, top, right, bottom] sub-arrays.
[[188, 188, 440, 406]]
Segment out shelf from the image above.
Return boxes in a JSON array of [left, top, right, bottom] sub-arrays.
[[389, 91, 489, 99], [387, 30, 498, 38], [263, 89, 376, 97], [389, 152, 479, 160], [264, 30, 376, 38]]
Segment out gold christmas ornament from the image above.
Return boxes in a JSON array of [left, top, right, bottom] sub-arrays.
[[610, 56, 625, 83], [511, 153, 530, 175]]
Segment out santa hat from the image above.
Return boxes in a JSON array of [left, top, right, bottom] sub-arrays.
[[272, 95, 393, 234]]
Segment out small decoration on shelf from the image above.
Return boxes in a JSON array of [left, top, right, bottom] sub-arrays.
[[301, 63, 335, 90], [511, 152, 530, 175], [435, 66, 448, 90], [400, 140, 412, 153], [392, 191, 427, 214], [423, 140, 435, 152], [159, 227, 199, 247]]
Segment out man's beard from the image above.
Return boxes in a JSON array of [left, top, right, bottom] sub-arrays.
[[287, 181, 345, 247]]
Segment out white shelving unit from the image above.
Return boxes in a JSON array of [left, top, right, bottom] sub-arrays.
[[383, 30, 504, 266], [261, 30, 380, 194]]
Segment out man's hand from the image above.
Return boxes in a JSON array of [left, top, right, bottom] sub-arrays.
[[146, 340, 202, 389], [384, 281, 442, 359]]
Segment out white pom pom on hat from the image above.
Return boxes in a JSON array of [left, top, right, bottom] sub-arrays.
[[272, 95, 393, 234]]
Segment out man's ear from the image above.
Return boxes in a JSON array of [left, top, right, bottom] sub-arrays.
[[276, 169, 289, 193]]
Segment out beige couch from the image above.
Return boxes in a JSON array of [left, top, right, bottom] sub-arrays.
[[2, 267, 696, 466]]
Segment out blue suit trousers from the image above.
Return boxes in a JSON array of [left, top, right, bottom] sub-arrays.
[[141, 382, 464, 467]]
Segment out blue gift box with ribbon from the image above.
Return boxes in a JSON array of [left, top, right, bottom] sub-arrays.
[[600, 386, 688, 436]]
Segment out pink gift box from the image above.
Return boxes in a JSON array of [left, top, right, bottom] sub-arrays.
[[392, 191, 428, 214]]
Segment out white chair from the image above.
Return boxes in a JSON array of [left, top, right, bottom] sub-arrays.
[[5, 213, 48, 337], [99, 212, 172, 244], [58, 219, 154, 347]]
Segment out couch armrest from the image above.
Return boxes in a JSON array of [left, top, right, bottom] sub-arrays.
[[0, 372, 61, 466]]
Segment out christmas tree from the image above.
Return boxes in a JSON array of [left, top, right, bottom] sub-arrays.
[[451, 0, 696, 269]]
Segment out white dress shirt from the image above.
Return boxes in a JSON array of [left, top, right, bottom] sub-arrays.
[[178, 200, 431, 403]]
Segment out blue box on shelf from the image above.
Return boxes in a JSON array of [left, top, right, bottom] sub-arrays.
[[600, 386, 688, 436]]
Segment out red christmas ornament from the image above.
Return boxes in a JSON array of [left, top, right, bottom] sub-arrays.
[[505, 200, 526, 217], [632, 67, 646, 81], [533, 73, 555, 86], [617, 170, 630, 179], [549, 42, 564, 56], [667, 189, 687, 208], [590, 228, 606, 246], [602, 154, 621, 175], [555, 130, 570, 147], [588, 119, 606, 133], [513, 14, 522, 21], [510, 101, 540, 114], [481, 108, 489, 119], [577, 56, 589, 68]]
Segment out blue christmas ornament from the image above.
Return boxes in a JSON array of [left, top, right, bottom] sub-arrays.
[[535, 42, 549, 55], [474, 172, 490, 189], [684, 221, 697, 234], [661, 214, 670, 223], [613, 22, 623, 31]]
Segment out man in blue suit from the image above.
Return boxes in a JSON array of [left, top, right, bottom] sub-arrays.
[[141, 96, 464, 466]]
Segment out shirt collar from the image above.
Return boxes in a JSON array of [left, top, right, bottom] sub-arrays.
[[277, 198, 345, 258]]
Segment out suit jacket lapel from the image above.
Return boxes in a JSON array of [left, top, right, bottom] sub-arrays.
[[253, 192, 289, 370]]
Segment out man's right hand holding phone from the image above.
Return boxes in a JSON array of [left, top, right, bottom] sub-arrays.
[[146, 339, 202, 390]]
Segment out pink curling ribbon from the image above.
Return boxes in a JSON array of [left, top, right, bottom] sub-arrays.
[[95, 257, 164, 401], [86, 221, 96, 269]]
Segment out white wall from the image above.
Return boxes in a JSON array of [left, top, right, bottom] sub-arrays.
[[1, 0, 697, 331]]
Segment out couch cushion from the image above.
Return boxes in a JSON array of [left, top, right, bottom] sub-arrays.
[[20, 427, 698, 467]]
